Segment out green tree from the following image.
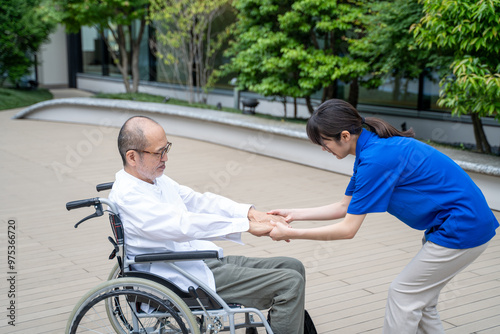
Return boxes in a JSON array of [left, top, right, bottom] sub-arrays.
[[58, 0, 149, 93], [225, 0, 370, 115], [150, 0, 234, 104], [349, 0, 451, 104], [0, 0, 58, 86], [223, 0, 303, 116], [281, 0, 369, 110], [412, 0, 500, 153]]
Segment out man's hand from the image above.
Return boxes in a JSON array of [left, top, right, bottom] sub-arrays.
[[247, 207, 287, 236], [248, 220, 275, 236]]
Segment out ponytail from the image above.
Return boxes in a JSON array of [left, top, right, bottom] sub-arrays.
[[364, 117, 415, 138], [306, 99, 414, 145]]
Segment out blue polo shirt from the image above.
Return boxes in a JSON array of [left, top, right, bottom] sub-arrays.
[[346, 130, 498, 249]]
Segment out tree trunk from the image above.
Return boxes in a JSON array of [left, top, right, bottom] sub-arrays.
[[130, 54, 139, 93], [117, 26, 131, 93], [348, 77, 359, 108], [102, 28, 130, 93], [305, 96, 314, 115], [293, 97, 297, 118], [188, 24, 196, 104], [393, 74, 401, 101], [322, 84, 336, 102], [470, 112, 492, 153], [471, 113, 482, 152], [130, 27, 139, 94], [130, 19, 147, 93], [282, 97, 287, 118]]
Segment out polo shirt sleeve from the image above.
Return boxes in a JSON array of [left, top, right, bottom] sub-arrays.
[[345, 175, 356, 196], [347, 159, 400, 215], [109, 173, 250, 245], [178, 183, 252, 219]]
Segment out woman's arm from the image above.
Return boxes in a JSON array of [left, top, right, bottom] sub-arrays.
[[268, 195, 352, 223], [269, 213, 366, 241]]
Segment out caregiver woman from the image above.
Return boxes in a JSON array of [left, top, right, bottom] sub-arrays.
[[269, 99, 499, 334]]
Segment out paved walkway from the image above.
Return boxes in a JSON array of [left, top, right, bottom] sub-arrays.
[[0, 89, 499, 333]]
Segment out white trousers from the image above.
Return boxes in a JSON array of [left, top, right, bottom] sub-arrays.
[[383, 240, 489, 334]]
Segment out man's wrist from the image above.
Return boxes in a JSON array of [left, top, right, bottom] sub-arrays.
[[247, 206, 257, 220]]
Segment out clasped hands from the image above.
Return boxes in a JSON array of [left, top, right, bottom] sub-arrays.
[[247, 208, 291, 241]]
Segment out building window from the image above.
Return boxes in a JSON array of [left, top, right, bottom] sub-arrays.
[[80, 23, 149, 79], [81, 26, 101, 75], [423, 71, 442, 111], [357, 76, 419, 109]]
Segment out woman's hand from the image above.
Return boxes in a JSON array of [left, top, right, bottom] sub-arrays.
[[269, 222, 292, 241], [267, 209, 295, 223]]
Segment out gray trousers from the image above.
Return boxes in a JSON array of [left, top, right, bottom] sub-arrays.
[[383, 241, 489, 334], [206, 255, 306, 334]]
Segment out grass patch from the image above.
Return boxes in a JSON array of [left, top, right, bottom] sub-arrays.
[[96, 92, 243, 114], [0, 88, 53, 111], [96, 92, 171, 104], [94, 92, 308, 124]]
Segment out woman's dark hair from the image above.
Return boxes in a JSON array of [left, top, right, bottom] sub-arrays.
[[306, 99, 414, 146]]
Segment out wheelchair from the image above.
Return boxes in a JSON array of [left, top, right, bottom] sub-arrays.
[[65, 182, 273, 334]]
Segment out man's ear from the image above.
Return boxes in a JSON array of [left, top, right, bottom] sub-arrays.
[[125, 150, 138, 167]]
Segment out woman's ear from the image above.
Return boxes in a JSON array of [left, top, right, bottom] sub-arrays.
[[340, 130, 351, 142]]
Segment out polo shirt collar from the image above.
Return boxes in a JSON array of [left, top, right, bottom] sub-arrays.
[[355, 129, 372, 157]]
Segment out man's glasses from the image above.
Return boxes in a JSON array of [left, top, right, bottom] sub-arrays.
[[128, 142, 172, 160]]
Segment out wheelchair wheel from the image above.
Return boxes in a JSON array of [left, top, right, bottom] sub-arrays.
[[67, 278, 200, 334], [108, 262, 121, 280]]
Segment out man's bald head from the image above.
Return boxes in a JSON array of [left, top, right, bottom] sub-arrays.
[[118, 116, 161, 166]]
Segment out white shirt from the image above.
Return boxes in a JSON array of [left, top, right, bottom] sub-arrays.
[[108, 169, 251, 291]]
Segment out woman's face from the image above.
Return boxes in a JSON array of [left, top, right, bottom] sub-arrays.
[[321, 131, 356, 159]]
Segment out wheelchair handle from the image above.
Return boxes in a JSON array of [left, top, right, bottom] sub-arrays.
[[66, 197, 118, 228], [66, 197, 117, 212], [66, 198, 101, 211], [96, 182, 114, 192]]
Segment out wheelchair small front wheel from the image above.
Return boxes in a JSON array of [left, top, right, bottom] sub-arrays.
[[66, 277, 200, 334]]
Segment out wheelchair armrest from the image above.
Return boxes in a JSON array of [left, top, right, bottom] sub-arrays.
[[134, 250, 219, 263]]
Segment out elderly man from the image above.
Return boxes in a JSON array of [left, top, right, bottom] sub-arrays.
[[108, 116, 307, 334]]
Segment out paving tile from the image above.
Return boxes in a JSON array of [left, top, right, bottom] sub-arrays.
[[1, 100, 499, 333]]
